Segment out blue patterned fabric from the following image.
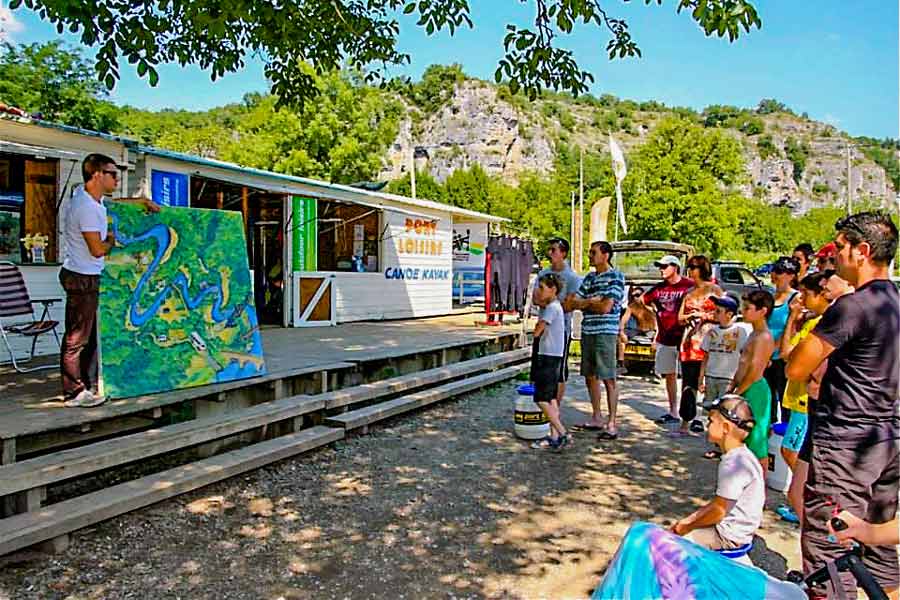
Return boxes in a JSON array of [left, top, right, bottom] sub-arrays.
[[576, 269, 625, 335], [592, 522, 806, 600]]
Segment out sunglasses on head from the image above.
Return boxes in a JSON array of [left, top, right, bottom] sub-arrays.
[[709, 395, 755, 432]]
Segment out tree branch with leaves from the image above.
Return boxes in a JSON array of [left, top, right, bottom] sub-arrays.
[[10, 0, 760, 106]]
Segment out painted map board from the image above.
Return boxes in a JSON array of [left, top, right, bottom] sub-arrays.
[[99, 202, 266, 398]]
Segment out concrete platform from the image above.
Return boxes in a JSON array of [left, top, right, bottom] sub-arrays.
[[0, 313, 525, 462]]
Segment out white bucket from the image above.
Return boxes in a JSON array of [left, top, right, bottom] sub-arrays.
[[514, 384, 550, 440], [766, 430, 792, 493]]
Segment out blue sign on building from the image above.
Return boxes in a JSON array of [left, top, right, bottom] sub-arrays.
[[151, 170, 189, 207]]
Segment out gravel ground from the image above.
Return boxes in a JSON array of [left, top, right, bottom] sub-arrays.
[[0, 371, 802, 599]]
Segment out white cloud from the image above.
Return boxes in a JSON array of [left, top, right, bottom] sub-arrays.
[[0, 5, 24, 42]]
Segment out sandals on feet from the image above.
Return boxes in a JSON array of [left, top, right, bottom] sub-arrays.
[[597, 430, 619, 440], [703, 449, 722, 460], [530, 436, 554, 449], [572, 423, 604, 432]]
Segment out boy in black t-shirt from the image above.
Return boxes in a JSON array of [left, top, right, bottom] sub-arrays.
[[787, 211, 899, 598]]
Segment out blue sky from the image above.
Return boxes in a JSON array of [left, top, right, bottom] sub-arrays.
[[4, 1, 897, 138]]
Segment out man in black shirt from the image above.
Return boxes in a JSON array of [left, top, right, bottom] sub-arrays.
[[787, 211, 899, 598]]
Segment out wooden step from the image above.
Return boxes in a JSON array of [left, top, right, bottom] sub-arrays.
[[0, 395, 325, 498], [326, 363, 528, 430], [0, 426, 344, 556], [321, 347, 531, 410], [0, 348, 530, 499]]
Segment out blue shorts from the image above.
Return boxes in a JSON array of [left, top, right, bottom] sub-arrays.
[[781, 410, 808, 453]]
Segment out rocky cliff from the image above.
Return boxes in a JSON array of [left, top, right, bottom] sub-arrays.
[[380, 80, 896, 215]]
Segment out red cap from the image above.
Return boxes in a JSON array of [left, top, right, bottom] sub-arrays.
[[815, 242, 836, 258]]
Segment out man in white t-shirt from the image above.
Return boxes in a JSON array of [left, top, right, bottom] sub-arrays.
[[671, 394, 765, 566], [59, 153, 158, 407]]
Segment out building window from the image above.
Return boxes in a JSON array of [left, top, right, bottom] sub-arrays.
[[0, 153, 58, 263], [317, 200, 380, 272]]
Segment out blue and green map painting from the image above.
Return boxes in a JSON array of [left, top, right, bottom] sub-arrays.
[[99, 203, 266, 398]]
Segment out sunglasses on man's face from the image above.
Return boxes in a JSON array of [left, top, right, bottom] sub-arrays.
[[102, 169, 120, 179]]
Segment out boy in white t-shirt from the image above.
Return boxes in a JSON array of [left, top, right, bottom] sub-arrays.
[[699, 295, 749, 405], [530, 273, 570, 451], [671, 394, 765, 566]]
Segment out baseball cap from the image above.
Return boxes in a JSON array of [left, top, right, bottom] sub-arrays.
[[710, 295, 739, 313], [815, 242, 837, 259], [772, 256, 800, 274], [653, 255, 682, 269]]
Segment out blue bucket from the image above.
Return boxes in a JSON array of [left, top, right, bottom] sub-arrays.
[[516, 384, 535, 396]]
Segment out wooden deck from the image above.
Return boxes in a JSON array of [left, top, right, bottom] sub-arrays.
[[0, 313, 524, 453]]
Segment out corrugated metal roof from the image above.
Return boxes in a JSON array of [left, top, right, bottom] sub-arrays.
[[23, 118, 507, 223]]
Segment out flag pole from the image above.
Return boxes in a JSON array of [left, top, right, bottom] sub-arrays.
[[579, 147, 584, 271]]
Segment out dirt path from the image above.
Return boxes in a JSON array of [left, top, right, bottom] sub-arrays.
[[0, 373, 802, 599]]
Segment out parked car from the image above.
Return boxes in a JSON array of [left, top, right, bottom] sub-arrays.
[[753, 262, 775, 278], [712, 261, 770, 299]]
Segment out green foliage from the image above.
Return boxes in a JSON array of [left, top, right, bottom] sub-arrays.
[[784, 137, 810, 183], [702, 104, 763, 135], [855, 137, 900, 189], [393, 64, 465, 114], [756, 98, 792, 115], [13, 0, 760, 107], [0, 41, 120, 132], [812, 182, 830, 196], [121, 71, 403, 184], [756, 134, 779, 160]]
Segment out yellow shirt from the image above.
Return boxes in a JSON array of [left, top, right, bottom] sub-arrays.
[[781, 316, 821, 413]]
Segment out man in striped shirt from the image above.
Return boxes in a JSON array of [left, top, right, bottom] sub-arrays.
[[564, 240, 625, 439]]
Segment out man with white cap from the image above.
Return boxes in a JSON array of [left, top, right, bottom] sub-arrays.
[[641, 255, 694, 424]]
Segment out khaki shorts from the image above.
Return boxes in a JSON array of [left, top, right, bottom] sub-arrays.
[[580, 333, 617, 379], [685, 527, 753, 566], [654, 344, 679, 376]]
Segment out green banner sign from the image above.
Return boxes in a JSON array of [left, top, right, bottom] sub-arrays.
[[291, 196, 317, 272]]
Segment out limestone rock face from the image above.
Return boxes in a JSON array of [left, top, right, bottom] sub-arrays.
[[379, 81, 895, 215], [379, 82, 554, 183]]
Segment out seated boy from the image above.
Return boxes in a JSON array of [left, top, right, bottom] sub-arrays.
[[671, 394, 765, 566], [530, 272, 570, 451]]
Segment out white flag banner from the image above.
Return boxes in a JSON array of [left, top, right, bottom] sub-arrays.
[[609, 134, 628, 234], [615, 183, 628, 235], [609, 133, 627, 183]]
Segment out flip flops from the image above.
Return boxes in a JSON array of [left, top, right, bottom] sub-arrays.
[[597, 430, 619, 440], [572, 423, 604, 432], [776, 505, 800, 524], [703, 449, 722, 460], [655, 414, 679, 425]]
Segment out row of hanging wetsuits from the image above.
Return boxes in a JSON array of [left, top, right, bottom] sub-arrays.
[[485, 235, 535, 315]]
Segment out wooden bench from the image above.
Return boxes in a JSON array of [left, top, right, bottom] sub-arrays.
[[326, 363, 528, 430], [320, 346, 531, 410], [0, 426, 344, 556]]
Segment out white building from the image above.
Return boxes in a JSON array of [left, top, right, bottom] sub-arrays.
[[0, 116, 504, 359]]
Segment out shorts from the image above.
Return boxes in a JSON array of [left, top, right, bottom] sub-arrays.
[[798, 407, 816, 463], [532, 355, 564, 403], [654, 344, 678, 376], [558, 334, 571, 383], [580, 333, 618, 379], [781, 409, 808, 453], [802, 440, 899, 595], [704, 377, 731, 408], [742, 378, 772, 460], [685, 527, 753, 567]]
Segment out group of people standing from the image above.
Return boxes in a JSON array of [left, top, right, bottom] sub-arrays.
[[528, 211, 898, 598]]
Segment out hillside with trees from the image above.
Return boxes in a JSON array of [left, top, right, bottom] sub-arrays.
[[1, 42, 897, 265]]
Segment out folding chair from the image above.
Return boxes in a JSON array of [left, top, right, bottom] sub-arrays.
[[0, 261, 61, 372]]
